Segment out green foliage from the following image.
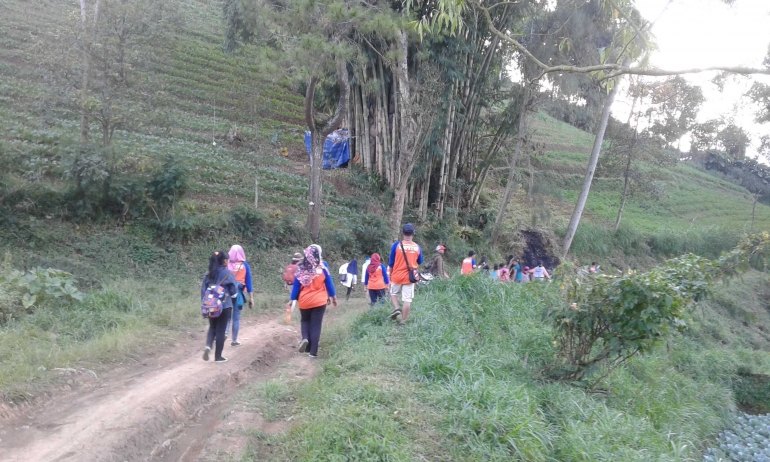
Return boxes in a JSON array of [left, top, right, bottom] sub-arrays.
[[733, 372, 770, 415], [551, 233, 770, 384], [0, 264, 84, 324], [147, 156, 188, 219], [258, 275, 760, 460]]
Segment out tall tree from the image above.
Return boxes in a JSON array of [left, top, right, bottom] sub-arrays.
[[224, 0, 394, 241], [48, 0, 167, 147], [598, 120, 670, 230], [645, 76, 705, 147]]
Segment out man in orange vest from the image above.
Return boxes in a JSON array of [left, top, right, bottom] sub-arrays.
[[387, 223, 423, 324], [461, 251, 477, 275]]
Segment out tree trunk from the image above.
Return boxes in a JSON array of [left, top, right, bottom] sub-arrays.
[[307, 132, 324, 241], [491, 85, 531, 244], [562, 78, 622, 257], [614, 152, 632, 231], [305, 58, 349, 242], [79, 0, 101, 143], [419, 165, 431, 220], [388, 30, 415, 238]]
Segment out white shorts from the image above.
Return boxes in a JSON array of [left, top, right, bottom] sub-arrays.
[[389, 283, 415, 303]]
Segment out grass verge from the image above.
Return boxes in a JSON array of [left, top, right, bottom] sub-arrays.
[[240, 274, 770, 461]]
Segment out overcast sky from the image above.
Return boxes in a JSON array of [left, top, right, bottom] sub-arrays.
[[613, 0, 770, 159]]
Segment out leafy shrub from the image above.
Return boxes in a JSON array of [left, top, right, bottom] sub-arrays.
[[229, 205, 271, 248], [146, 156, 188, 219], [0, 266, 84, 324], [550, 233, 770, 385], [351, 214, 391, 255], [273, 215, 306, 247]]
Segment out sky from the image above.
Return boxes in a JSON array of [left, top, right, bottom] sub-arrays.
[[612, 0, 770, 160]]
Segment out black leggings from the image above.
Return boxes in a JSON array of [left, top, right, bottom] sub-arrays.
[[300, 305, 326, 356], [368, 289, 385, 305], [206, 308, 232, 361], [346, 286, 353, 300]]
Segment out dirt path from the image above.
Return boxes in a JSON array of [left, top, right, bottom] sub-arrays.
[[0, 313, 316, 462]]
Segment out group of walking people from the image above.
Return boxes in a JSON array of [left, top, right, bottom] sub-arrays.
[[200, 222, 570, 362], [456, 249, 551, 283]]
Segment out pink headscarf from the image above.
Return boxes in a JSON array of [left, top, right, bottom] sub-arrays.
[[228, 245, 246, 271]]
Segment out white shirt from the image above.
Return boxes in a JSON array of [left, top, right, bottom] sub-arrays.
[[361, 259, 371, 282], [338, 263, 357, 288]]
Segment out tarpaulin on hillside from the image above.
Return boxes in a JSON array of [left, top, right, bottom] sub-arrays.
[[304, 129, 350, 169]]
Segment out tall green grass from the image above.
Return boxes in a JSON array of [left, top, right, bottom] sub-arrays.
[[0, 279, 199, 394], [244, 275, 770, 461], [563, 222, 743, 260]]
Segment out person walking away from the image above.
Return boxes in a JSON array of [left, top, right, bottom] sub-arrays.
[[388, 223, 423, 323], [361, 255, 371, 283], [428, 245, 449, 278], [283, 253, 303, 292], [461, 251, 477, 275], [521, 266, 531, 282], [364, 253, 389, 305], [478, 257, 490, 275], [201, 251, 237, 363], [339, 259, 358, 300], [499, 263, 510, 281], [226, 245, 253, 346], [491, 264, 500, 280], [288, 246, 337, 358], [513, 259, 525, 283], [533, 262, 550, 281]]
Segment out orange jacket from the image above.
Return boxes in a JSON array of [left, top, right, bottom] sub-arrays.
[[365, 264, 389, 290], [290, 268, 336, 309], [388, 240, 423, 285]]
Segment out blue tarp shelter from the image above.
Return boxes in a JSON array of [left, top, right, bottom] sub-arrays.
[[304, 129, 350, 169]]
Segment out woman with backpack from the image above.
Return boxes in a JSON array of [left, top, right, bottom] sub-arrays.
[[226, 245, 253, 347], [364, 253, 389, 305], [287, 246, 337, 358], [201, 250, 237, 363]]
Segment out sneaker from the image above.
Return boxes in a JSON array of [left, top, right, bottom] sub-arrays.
[[308, 354, 318, 358], [215, 357, 228, 363], [389, 308, 402, 320], [202, 346, 211, 361], [298, 339, 309, 353], [231, 341, 241, 346]]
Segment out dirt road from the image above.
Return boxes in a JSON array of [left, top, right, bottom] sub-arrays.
[[0, 316, 307, 462]]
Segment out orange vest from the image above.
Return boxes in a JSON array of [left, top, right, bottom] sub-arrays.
[[461, 258, 474, 275], [298, 268, 330, 309], [367, 265, 388, 290], [391, 241, 421, 285], [232, 263, 247, 285]]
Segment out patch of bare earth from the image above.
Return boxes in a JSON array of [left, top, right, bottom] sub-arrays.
[[0, 317, 302, 462]]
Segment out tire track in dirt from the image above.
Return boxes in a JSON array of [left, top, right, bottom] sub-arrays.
[[0, 317, 301, 462]]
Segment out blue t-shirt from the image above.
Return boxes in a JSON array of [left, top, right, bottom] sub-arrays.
[[514, 264, 524, 281]]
